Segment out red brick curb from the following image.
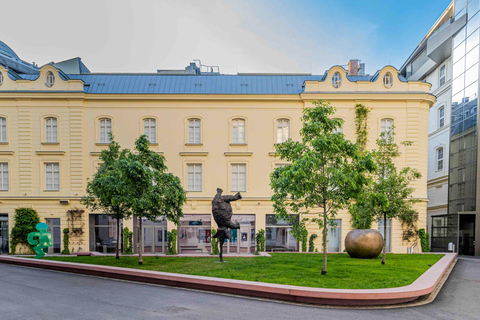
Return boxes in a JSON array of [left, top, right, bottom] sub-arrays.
[[0, 253, 456, 306]]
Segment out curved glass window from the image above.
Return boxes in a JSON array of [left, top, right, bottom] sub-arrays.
[[332, 72, 342, 88], [232, 119, 246, 144], [46, 72, 55, 87], [143, 118, 156, 143], [276, 119, 290, 143], [383, 72, 393, 88]]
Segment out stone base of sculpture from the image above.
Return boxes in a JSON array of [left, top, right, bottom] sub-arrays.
[[345, 229, 384, 259]]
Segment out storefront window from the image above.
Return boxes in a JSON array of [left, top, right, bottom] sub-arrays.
[[179, 214, 211, 254], [265, 214, 298, 252], [139, 218, 167, 254], [46, 218, 61, 254], [0, 214, 8, 254], [221, 214, 256, 254], [89, 214, 122, 253]]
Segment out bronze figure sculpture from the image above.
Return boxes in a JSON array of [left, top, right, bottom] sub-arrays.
[[212, 188, 241, 262]]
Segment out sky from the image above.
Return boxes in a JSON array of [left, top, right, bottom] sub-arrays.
[[2, 0, 453, 75]]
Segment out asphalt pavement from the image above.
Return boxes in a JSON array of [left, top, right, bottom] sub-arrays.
[[0, 256, 479, 320]]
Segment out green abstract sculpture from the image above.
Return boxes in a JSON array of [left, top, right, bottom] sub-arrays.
[[27, 223, 52, 259]]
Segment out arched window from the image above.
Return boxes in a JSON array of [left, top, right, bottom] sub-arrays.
[[276, 119, 290, 143], [232, 118, 246, 144], [332, 72, 342, 88], [99, 118, 112, 143], [383, 72, 393, 88], [0, 117, 6, 142], [188, 118, 201, 144], [380, 118, 394, 142], [437, 147, 444, 171], [438, 106, 445, 128], [143, 118, 156, 143], [333, 118, 343, 134], [45, 117, 58, 143], [46, 71, 55, 88]]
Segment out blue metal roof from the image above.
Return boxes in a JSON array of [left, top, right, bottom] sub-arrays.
[[0, 41, 19, 59]]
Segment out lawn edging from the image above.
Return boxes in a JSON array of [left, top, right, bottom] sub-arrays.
[[0, 253, 456, 306]]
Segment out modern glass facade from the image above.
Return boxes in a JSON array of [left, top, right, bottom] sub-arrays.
[[265, 214, 298, 252], [89, 214, 122, 253]]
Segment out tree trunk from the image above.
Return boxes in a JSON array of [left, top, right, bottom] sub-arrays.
[[381, 212, 386, 265], [116, 218, 120, 259], [138, 217, 143, 265], [321, 205, 328, 275]]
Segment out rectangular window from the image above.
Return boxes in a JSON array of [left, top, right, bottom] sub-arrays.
[[188, 119, 201, 144], [378, 219, 391, 252], [46, 118, 58, 142], [45, 163, 60, 191], [0, 117, 6, 143], [231, 164, 246, 192], [232, 119, 245, 144], [439, 107, 445, 128], [437, 148, 444, 171], [380, 118, 394, 142], [143, 118, 156, 143], [439, 64, 446, 86], [276, 119, 290, 143], [187, 164, 202, 191], [99, 118, 112, 143], [0, 163, 8, 191]]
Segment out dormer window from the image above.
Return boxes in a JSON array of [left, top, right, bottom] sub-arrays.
[[46, 72, 55, 88], [383, 72, 393, 88], [332, 72, 342, 88]]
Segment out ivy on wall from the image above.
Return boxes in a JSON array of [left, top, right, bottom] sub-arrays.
[[255, 229, 265, 254], [419, 228, 431, 252], [355, 103, 370, 152], [211, 228, 219, 255], [301, 228, 308, 252], [167, 229, 177, 255], [61, 228, 70, 255], [308, 234, 318, 252], [123, 227, 133, 254], [10, 208, 40, 254]]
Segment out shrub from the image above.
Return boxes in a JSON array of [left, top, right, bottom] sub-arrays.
[[167, 229, 177, 255], [211, 229, 219, 255], [123, 227, 133, 254], [61, 228, 71, 255], [301, 228, 308, 252], [419, 228, 431, 253], [10, 208, 40, 254], [309, 234, 318, 252], [255, 229, 265, 254]]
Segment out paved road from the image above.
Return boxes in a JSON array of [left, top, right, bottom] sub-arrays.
[[0, 256, 479, 320]]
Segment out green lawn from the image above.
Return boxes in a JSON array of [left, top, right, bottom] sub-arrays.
[[43, 253, 443, 289]]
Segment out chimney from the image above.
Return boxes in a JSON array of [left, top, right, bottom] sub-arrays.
[[348, 59, 360, 76]]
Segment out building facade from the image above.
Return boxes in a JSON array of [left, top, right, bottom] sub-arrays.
[[401, 0, 480, 256], [0, 42, 434, 255]]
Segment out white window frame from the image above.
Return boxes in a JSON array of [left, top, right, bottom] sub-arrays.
[[332, 72, 342, 88], [0, 71, 3, 86], [187, 164, 202, 192], [45, 163, 60, 191], [276, 119, 290, 143], [232, 119, 246, 144], [439, 64, 446, 87], [333, 118, 343, 134], [231, 164, 246, 192], [45, 117, 58, 143], [0, 163, 8, 191], [143, 118, 156, 143], [46, 71, 55, 88], [380, 118, 394, 142], [99, 118, 112, 143], [0, 117, 6, 142], [188, 118, 201, 144], [437, 147, 444, 171], [383, 72, 393, 88], [438, 106, 445, 128]]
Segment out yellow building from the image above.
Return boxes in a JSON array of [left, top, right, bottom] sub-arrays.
[[0, 43, 434, 255]]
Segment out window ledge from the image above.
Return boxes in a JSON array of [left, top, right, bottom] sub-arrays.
[[0, 151, 14, 155], [41, 142, 59, 145], [36, 151, 66, 155], [149, 143, 158, 146], [268, 152, 277, 157], [0, 142, 8, 145], [230, 143, 247, 146], [185, 143, 203, 146], [179, 152, 209, 156], [224, 152, 253, 157], [95, 143, 113, 146], [43, 190, 60, 192]]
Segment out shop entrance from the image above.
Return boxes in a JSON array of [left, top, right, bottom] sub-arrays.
[[179, 214, 211, 254], [459, 214, 475, 256], [0, 214, 8, 254], [142, 219, 167, 254], [46, 218, 61, 254], [221, 214, 255, 254]]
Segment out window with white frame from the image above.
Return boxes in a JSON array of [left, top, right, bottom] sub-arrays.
[[332, 72, 342, 88], [439, 64, 446, 87], [99, 118, 112, 143], [45, 163, 60, 191], [276, 119, 290, 143], [0, 71, 3, 86], [187, 164, 202, 191], [383, 72, 393, 88], [188, 118, 201, 144], [380, 118, 394, 141], [437, 147, 444, 171], [333, 118, 343, 133], [143, 118, 156, 143], [0, 163, 8, 191], [46, 71, 55, 87], [0, 117, 6, 142], [232, 119, 245, 144], [438, 106, 445, 128], [45, 117, 58, 143], [231, 164, 246, 192]]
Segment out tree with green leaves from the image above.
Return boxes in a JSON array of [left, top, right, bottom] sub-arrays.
[[270, 100, 375, 275], [81, 138, 132, 259], [353, 129, 421, 265], [122, 135, 187, 265]]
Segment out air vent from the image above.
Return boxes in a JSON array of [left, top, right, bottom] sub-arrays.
[[148, 83, 156, 86], [286, 83, 294, 86], [195, 83, 202, 86], [240, 83, 248, 86], [96, 83, 105, 86], [59, 199, 70, 205]]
